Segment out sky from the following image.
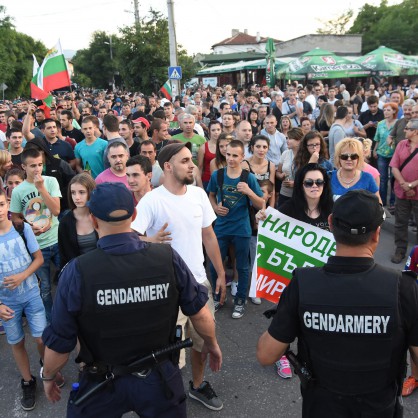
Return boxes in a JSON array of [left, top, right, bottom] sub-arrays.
[[2, 0, 400, 56]]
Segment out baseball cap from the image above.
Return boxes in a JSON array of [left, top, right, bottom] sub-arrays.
[[157, 142, 192, 167], [87, 182, 134, 222], [132, 116, 150, 130], [332, 190, 385, 235]]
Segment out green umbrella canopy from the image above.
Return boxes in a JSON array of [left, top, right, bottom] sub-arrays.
[[265, 38, 276, 87], [354, 46, 418, 76], [277, 47, 370, 80]]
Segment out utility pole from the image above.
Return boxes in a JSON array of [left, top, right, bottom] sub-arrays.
[[167, 0, 180, 100], [133, 0, 140, 25], [104, 35, 115, 91]]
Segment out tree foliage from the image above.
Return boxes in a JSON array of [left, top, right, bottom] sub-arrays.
[[72, 9, 198, 93], [316, 9, 354, 35], [72, 31, 120, 89], [348, 0, 418, 54], [0, 5, 47, 98]]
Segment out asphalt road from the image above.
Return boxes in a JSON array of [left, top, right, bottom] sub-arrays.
[[1, 226, 417, 418]]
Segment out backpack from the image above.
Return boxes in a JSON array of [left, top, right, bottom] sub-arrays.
[[216, 168, 255, 229]]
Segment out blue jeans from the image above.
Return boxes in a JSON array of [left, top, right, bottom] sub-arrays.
[[37, 243, 60, 324], [2, 290, 46, 345], [377, 156, 394, 206], [210, 235, 251, 302]]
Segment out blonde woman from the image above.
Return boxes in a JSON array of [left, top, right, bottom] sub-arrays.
[[330, 138, 380, 201]]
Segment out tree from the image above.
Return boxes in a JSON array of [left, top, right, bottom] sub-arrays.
[[72, 31, 120, 89], [348, 0, 418, 54], [72, 9, 198, 93], [0, 5, 47, 98], [316, 9, 354, 35]]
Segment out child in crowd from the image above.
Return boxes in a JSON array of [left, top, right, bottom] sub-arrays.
[[0, 189, 63, 411]]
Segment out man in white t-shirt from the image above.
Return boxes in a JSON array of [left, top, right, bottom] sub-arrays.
[[131, 142, 225, 411]]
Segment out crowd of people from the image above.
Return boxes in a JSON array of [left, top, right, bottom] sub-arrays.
[[0, 77, 418, 416]]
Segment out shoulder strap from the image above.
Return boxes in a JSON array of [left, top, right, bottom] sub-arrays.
[[240, 169, 250, 183], [216, 168, 225, 203], [399, 148, 418, 173], [12, 222, 32, 257]]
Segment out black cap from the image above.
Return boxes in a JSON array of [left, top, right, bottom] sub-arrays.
[[157, 142, 192, 168], [332, 190, 385, 235]]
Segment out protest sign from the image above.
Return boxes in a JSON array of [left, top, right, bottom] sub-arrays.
[[249, 207, 336, 304]]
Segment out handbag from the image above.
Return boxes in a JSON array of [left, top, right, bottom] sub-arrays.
[[390, 148, 418, 189]]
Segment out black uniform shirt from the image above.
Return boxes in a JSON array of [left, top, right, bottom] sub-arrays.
[[43, 232, 208, 353], [268, 256, 418, 347]]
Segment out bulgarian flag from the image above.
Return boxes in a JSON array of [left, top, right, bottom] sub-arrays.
[[160, 79, 172, 100], [31, 40, 71, 100]]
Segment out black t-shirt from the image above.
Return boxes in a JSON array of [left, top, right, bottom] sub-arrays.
[[279, 199, 330, 231], [358, 109, 384, 140], [314, 119, 331, 133], [272, 106, 283, 124], [129, 139, 141, 157], [62, 127, 85, 143], [11, 152, 22, 168]]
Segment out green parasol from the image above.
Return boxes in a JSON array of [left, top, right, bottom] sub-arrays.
[[354, 46, 418, 77], [277, 47, 370, 80], [265, 38, 276, 87]]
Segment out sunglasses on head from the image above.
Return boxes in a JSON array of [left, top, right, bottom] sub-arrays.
[[303, 179, 325, 188], [340, 153, 359, 161]]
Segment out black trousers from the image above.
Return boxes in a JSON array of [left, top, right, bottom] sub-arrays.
[[301, 384, 398, 418]]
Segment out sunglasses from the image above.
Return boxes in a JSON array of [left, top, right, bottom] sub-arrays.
[[404, 127, 415, 131], [340, 153, 359, 161], [303, 179, 325, 188]]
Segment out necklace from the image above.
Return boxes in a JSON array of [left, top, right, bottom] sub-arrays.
[[306, 205, 319, 217], [338, 169, 357, 186]]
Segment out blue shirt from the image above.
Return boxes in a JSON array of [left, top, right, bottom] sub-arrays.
[[42, 232, 208, 354], [207, 168, 263, 237], [0, 223, 40, 304], [331, 170, 379, 201]]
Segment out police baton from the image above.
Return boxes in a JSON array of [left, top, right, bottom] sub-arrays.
[[72, 338, 193, 406]]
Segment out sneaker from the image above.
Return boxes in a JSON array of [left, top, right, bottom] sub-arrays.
[[402, 376, 418, 397], [21, 376, 37, 411], [230, 281, 238, 297], [188, 380, 223, 411], [214, 297, 226, 313], [391, 252, 405, 264], [276, 356, 292, 379], [232, 298, 245, 319], [0, 320, 5, 335], [251, 297, 262, 305]]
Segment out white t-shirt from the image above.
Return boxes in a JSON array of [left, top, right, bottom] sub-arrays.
[[131, 185, 216, 283]]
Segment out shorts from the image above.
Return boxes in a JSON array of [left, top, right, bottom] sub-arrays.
[[2, 294, 47, 345], [177, 279, 215, 368]]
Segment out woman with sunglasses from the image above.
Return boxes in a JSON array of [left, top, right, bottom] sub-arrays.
[[279, 163, 334, 230], [294, 131, 333, 174], [257, 163, 333, 379], [331, 138, 380, 201], [198, 120, 222, 190]]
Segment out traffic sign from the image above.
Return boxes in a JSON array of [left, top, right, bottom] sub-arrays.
[[168, 66, 182, 80], [0, 83, 7, 90]]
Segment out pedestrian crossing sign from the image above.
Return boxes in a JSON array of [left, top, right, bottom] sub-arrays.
[[168, 66, 182, 80]]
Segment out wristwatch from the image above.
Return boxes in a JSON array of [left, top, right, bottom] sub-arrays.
[[40, 366, 56, 381]]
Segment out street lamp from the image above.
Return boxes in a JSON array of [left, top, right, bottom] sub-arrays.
[[104, 35, 115, 91]]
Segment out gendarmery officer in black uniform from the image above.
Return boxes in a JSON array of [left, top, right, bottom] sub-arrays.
[[257, 190, 418, 418], [41, 182, 222, 418]]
